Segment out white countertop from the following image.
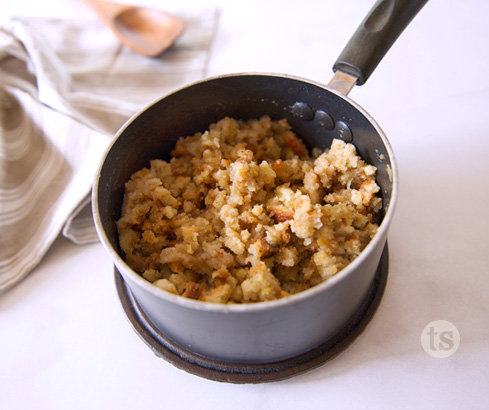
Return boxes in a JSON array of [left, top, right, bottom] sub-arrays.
[[2, 0, 488, 409]]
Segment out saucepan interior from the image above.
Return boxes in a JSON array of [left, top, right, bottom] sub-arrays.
[[93, 72, 398, 364]]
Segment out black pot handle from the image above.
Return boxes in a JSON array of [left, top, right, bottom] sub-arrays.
[[333, 0, 429, 86]]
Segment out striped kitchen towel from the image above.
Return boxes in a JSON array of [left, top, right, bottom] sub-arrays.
[[0, 10, 217, 292]]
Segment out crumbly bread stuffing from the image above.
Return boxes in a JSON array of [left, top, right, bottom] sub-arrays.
[[117, 116, 382, 303]]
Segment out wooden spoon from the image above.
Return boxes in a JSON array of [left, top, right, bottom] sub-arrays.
[[80, 0, 185, 57]]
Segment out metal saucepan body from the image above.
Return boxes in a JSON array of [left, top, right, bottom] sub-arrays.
[[93, 0, 428, 364], [93, 73, 396, 363]]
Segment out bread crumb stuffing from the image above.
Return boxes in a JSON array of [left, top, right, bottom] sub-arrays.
[[117, 116, 382, 303]]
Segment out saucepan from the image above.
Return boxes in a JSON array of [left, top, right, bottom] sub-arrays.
[[93, 0, 428, 382]]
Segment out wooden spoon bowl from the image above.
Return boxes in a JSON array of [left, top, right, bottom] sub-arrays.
[[80, 0, 185, 57]]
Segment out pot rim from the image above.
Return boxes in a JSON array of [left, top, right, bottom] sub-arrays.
[[92, 71, 399, 314]]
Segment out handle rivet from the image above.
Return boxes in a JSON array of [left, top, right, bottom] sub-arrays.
[[314, 110, 335, 131], [336, 121, 353, 143], [291, 102, 314, 121]]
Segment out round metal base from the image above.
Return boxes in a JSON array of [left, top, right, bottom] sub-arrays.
[[115, 245, 388, 384]]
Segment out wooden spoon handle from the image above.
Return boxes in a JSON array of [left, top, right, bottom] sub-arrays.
[[79, 0, 128, 24]]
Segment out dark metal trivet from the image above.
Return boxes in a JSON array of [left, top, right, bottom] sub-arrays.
[[115, 244, 389, 384]]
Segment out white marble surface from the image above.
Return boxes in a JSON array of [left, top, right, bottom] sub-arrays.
[[2, 1, 489, 409]]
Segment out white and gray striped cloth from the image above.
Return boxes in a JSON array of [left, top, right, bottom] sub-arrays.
[[0, 10, 217, 292]]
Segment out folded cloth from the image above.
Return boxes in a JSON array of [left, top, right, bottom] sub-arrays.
[[0, 11, 217, 292]]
